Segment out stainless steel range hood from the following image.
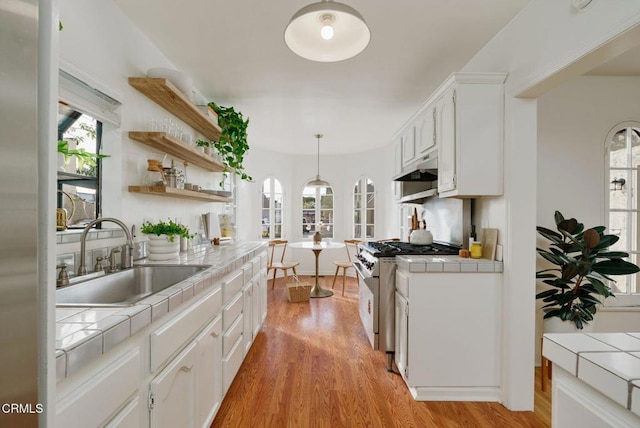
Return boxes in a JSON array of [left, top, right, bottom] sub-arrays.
[[392, 150, 438, 182], [393, 151, 438, 203]]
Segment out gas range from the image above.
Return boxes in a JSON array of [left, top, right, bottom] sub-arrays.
[[356, 241, 461, 274]]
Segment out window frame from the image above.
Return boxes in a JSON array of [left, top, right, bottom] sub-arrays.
[[353, 177, 375, 239], [604, 121, 640, 306], [301, 184, 334, 240], [260, 177, 284, 240]]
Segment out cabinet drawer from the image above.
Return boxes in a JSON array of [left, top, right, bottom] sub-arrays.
[[56, 349, 140, 428], [223, 315, 243, 358], [396, 270, 409, 298], [260, 252, 268, 269], [150, 286, 222, 372], [222, 334, 244, 394], [251, 257, 261, 278], [223, 270, 243, 304], [223, 292, 243, 330], [242, 262, 253, 284]]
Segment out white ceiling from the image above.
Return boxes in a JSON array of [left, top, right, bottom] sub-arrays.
[[113, 0, 533, 155]]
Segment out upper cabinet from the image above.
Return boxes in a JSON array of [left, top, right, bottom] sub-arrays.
[[436, 73, 506, 198], [415, 105, 436, 156], [392, 72, 507, 200]]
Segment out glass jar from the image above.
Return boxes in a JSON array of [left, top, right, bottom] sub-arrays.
[[470, 242, 483, 259], [145, 159, 165, 186]]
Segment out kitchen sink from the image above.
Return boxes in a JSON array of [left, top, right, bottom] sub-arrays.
[[56, 264, 209, 307]]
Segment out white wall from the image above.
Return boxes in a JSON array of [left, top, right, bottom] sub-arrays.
[[535, 75, 640, 363], [458, 0, 640, 411], [59, 0, 227, 239]]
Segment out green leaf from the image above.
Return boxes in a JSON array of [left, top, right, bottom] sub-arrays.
[[536, 289, 558, 299], [598, 251, 630, 258], [592, 260, 640, 275]]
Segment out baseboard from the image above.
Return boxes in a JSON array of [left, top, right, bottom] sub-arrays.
[[409, 386, 502, 402]]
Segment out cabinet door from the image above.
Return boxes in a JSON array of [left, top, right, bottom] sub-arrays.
[[416, 106, 436, 155], [252, 276, 262, 337], [395, 291, 409, 381], [437, 88, 456, 193], [242, 282, 253, 356], [393, 136, 403, 176], [103, 397, 141, 428], [195, 316, 223, 428], [401, 126, 416, 166], [150, 341, 198, 428]]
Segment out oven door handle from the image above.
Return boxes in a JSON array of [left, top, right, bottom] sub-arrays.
[[353, 261, 376, 294]]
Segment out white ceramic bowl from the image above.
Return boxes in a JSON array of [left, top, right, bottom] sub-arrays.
[[147, 67, 192, 95]]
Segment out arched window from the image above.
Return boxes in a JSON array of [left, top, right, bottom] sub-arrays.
[[261, 178, 283, 239], [606, 123, 640, 299], [354, 178, 374, 239], [302, 185, 333, 239]]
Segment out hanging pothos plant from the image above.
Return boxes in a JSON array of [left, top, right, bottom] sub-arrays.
[[208, 101, 252, 182]]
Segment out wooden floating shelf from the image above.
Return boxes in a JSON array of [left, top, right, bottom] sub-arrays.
[[129, 131, 226, 172], [128, 185, 232, 203], [128, 77, 221, 141]]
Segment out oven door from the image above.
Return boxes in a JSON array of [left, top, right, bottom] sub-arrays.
[[354, 261, 379, 349]]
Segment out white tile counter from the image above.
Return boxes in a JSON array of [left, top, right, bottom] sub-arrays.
[[396, 255, 503, 273], [55, 241, 266, 381], [543, 332, 640, 426]]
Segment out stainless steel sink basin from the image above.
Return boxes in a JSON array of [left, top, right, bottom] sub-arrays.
[[56, 264, 209, 307]]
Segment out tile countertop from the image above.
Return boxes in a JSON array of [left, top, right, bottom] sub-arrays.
[[543, 332, 640, 417], [55, 241, 267, 382], [395, 255, 503, 273]]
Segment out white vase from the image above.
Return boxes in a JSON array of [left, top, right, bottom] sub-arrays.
[[543, 316, 594, 333], [147, 234, 180, 261]]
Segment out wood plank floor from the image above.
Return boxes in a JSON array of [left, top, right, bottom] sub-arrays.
[[212, 275, 551, 427]]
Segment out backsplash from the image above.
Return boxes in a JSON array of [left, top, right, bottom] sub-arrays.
[[56, 229, 147, 277]]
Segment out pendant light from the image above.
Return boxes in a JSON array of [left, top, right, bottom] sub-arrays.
[[284, 0, 370, 62], [307, 134, 330, 188]]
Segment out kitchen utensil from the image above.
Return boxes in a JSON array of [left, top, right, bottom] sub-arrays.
[[481, 228, 498, 260], [409, 220, 433, 245]]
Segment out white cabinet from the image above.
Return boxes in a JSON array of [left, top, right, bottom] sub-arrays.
[[103, 397, 141, 428], [56, 349, 141, 428], [401, 125, 416, 167], [393, 136, 403, 177], [437, 88, 456, 193], [150, 341, 198, 428], [416, 106, 436, 155], [194, 316, 223, 428], [395, 268, 502, 401], [242, 281, 254, 356], [435, 73, 507, 197]]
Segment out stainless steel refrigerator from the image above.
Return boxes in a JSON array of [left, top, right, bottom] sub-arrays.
[[1, 1, 57, 426]]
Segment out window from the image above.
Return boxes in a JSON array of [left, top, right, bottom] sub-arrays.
[[302, 185, 333, 239], [606, 123, 640, 301], [354, 178, 375, 239], [261, 178, 283, 239], [57, 104, 103, 228]]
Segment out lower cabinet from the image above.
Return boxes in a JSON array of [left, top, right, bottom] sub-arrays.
[[55, 248, 268, 427], [55, 348, 141, 428], [395, 269, 501, 401], [149, 341, 198, 428]]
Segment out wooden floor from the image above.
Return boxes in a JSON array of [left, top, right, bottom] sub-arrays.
[[212, 275, 551, 427]]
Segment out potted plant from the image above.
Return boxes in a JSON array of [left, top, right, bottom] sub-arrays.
[[57, 140, 109, 176], [141, 219, 191, 242], [195, 139, 212, 155], [208, 101, 252, 182], [141, 219, 191, 260], [536, 211, 640, 329]]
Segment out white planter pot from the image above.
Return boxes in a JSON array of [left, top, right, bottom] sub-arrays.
[[146, 234, 180, 261], [543, 316, 594, 333]]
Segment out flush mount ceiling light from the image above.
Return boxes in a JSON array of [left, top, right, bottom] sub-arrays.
[[306, 134, 331, 188], [284, 0, 370, 62]]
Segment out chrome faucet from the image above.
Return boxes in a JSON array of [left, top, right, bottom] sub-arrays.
[[77, 217, 134, 276]]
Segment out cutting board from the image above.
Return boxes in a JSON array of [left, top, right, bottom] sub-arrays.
[[481, 228, 498, 260]]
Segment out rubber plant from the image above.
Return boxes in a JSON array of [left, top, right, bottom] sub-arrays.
[[140, 219, 191, 242], [208, 101, 252, 182], [536, 211, 640, 329]]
